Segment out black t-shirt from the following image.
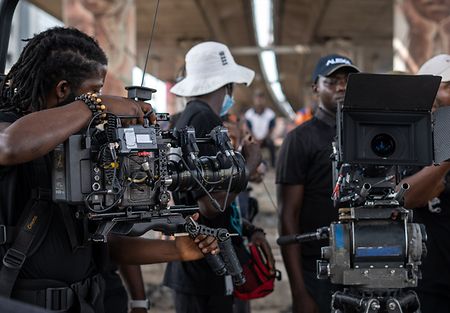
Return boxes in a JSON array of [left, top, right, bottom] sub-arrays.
[[276, 107, 338, 271], [0, 111, 97, 284], [402, 167, 450, 298], [164, 99, 242, 296]]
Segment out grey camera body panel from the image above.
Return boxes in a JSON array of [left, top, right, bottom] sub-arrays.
[[116, 126, 158, 153], [319, 206, 422, 289], [52, 135, 92, 204]]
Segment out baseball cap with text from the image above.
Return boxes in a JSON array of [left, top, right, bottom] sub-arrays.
[[312, 54, 359, 83]]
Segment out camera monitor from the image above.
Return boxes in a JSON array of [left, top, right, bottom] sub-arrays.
[[340, 73, 441, 165]]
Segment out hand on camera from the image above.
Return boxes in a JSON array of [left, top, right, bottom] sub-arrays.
[[100, 95, 156, 126], [175, 213, 220, 261]]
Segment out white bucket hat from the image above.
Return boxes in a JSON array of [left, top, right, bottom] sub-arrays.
[[418, 54, 450, 82], [170, 41, 255, 97]]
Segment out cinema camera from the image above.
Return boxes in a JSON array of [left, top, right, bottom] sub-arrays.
[[278, 74, 450, 312], [51, 86, 247, 285]]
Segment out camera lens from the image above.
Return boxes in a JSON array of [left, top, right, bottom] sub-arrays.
[[371, 133, 395, 158]]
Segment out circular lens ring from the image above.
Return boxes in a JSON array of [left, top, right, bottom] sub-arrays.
[[371, 133, 396, 158]]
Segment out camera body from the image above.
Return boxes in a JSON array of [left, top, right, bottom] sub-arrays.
[[52, 112, 248, 239], [317, 74, 440, 292]]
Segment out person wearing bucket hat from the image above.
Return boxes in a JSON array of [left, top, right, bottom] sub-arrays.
[[397, 54, 450, 313], [276, 54, 359, 313], [170, 41, 254, 97], [164, 41, 274, 313]]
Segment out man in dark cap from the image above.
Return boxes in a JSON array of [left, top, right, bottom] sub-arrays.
[[276, 54, 359, 313]]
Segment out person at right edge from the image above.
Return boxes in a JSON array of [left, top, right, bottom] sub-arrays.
[[276, 54, 360, 313], [400, 54, 450, 313], [164, 41, 275, 313]]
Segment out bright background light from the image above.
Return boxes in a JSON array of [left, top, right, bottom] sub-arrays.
[[270, 82, 286, 103], [260, 51, 279, 83], [253, 0, 273, 47], [252, 0, 296, 120]]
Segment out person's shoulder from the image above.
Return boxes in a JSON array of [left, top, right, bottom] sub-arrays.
[[282, 118, 320, 145], [265, 108, 276, 118], [244, 108, 255, 119], [290, 117, 319, 134], [185, 100, 211, 113], [177, 101, 213, 124], [178, 100, 220, 130]]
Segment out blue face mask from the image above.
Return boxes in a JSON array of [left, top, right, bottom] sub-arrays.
[[220, 94, 235, 117]]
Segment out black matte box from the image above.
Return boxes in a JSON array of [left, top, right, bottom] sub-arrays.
[[342, 109, 433, 165]]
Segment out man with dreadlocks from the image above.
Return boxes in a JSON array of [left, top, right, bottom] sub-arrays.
[[0, 27, 218, 313]]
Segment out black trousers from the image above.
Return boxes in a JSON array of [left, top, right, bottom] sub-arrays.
[[174, 291, 233, 313]]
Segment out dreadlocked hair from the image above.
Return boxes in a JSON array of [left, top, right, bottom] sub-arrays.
[[0, 27, 108, 115]]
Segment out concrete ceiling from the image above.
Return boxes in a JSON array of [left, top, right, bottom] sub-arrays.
[[28, 0, 393, 116]]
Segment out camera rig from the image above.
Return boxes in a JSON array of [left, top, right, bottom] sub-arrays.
[[278, 74, 445, 313], [51, 86, 248, 285]]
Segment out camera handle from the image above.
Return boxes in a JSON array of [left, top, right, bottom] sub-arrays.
[[277, 227, 329, 246], [185, 216, 246, 286]]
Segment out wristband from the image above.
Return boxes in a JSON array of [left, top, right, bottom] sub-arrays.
[[129, 299, 150, 309], [75, 92, 107, 124]]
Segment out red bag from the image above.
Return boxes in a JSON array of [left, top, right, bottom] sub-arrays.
[[234, 243, 281, 300]]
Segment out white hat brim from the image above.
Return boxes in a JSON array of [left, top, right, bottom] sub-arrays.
[[438, 66, 450, 82], [418, 54, 450, 82], [171, 64, 255, 97]]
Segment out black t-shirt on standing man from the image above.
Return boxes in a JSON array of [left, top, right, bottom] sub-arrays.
[[276, 107, 338, 272]]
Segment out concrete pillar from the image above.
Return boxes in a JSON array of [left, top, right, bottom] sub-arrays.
[[62, 0, 136, 96], [394, 0, 450, 73]]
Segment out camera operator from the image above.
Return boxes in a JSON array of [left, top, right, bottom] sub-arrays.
[[0, 27, 218, 313], [399, 54, 450, 313], [276, 54, 359, 313], [163, 41, 274, 313]]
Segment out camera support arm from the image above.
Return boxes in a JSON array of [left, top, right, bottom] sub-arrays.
[[277, 227, 329, 246], [87, 208, 246, 286]]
